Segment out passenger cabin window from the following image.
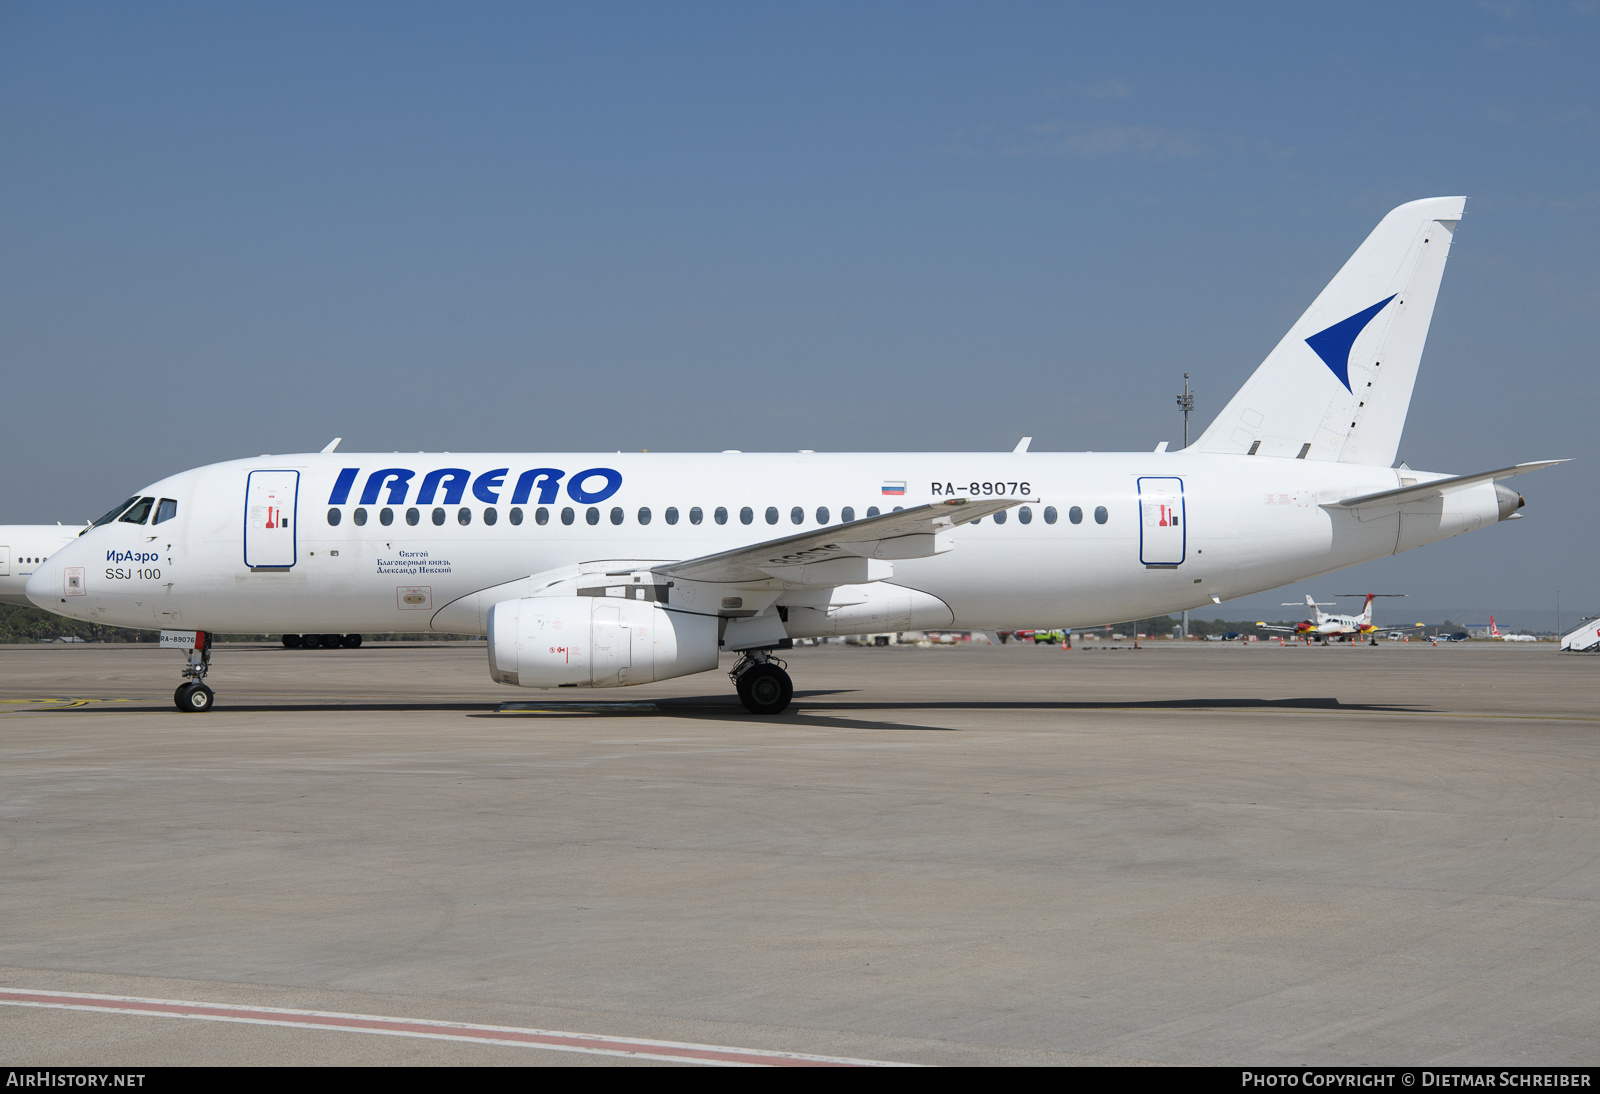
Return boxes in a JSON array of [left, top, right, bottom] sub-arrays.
[[509, 507, 523, 525], [1094, 505, 1108, 525], [407, 508, 421, 526], [432, 507, 446, 526], [561, 507, 574, 525], [457, 507, 471, 526], [327, 508, 341, 527], [484, 507, 497, 526], [816, 506, 829, 524], [866, 506, 880, 518], [692, 507, 706, 525], [665, 507, 679, 525], [791, 507, 804, 525], [354, 508, 368, 526], [742, 507, 755, 525], [638, 507, 652, 525], [842, 506, 855, 522], [1018, 506, 1032, 524], [586, 507, 600, 525], [1069, 506, 1083, 525], [154, 499, 178, 525], [1043, 506, 1057, 524], [714, 507, 727, 525], [610, 507, 624, 525], [764, 507, 777, 525], [993, 509, 1007, 524], [118, 497, 155, 525], [92, 497, 140, 528], [380, 508, 394, 526]]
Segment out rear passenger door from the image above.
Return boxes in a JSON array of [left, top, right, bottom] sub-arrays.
[[1137, 476, 1185, 567]]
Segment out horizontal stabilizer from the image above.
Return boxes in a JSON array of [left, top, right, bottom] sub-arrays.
[[662, 497, 1025, 584], [1323, 460, 1567, 510]]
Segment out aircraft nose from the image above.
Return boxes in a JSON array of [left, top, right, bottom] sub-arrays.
[[25, 554, 69, 610]]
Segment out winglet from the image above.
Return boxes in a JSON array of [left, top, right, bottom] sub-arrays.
[[321, 438, 342, 453], [1013, 437, 1032, 453]]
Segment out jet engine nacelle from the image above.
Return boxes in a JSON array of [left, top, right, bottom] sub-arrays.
[[486, 596, 720, 688]]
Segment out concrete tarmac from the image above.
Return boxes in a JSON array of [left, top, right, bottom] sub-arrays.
[[0, 639, 1596, 1066]]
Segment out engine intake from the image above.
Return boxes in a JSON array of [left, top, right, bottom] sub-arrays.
[[487, 596, 719, 688]]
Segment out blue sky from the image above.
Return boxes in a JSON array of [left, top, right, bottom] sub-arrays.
[[2, 2, 1596, 619]]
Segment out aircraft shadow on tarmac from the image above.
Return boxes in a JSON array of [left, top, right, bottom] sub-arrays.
[[7, 693, 1428, 732], [469, 692, 1430, 733]]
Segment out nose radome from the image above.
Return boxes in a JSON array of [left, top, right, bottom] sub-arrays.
[[25, 551, 74, 611]]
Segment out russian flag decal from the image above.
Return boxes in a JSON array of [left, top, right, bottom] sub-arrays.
[[881, 481, 906, 496]]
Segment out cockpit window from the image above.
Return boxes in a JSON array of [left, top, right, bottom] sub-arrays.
[[118, 497, 156, 525], [92, 497, 140, 528], [153, 499, 178, 525]]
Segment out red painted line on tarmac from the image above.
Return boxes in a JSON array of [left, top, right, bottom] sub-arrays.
[[0, 989, 914, 1067]]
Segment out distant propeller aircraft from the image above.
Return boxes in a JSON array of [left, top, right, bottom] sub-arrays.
[[1260, 593, 1407, 644]]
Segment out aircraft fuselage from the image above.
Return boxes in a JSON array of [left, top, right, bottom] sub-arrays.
[[27, 450, 1506, 636]]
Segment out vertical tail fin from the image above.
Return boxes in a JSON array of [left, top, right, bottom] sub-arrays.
[[1194, 197, 1466, 466], [1359, 594, 1375, 625]]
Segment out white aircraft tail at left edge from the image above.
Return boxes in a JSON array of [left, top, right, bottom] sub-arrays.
[[25, 197, 1567, 714]]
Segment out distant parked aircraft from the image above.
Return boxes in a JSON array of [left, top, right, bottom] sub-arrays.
[[1488, 616, 1538, 642], [1261, 593, 1403, 644]]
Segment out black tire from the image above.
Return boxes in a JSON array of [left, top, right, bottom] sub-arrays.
[[737, 663, 793, 715], [320, 634, 342, 650], [176, 682, 214, 713], [282, 634, 302, 648], [300, 633, 320, 649], [343, 633, 362, 648]]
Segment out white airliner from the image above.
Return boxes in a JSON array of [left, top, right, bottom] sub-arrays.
[[22, 197, 1565, 714], [0, 525, 85, 606], [1488, 616, 1538, 642]]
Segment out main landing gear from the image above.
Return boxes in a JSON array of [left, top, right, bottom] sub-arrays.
[[731, 650, 793, 715], [282, 633, 363, 649], [174, 631, 214, 713]]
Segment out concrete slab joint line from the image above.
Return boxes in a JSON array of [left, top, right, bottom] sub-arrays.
[[0, 989, 918, 1067]]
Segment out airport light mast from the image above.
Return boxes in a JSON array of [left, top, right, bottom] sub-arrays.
[[1176, 372, 1196, 639], [1177, 373, 1195, 449]]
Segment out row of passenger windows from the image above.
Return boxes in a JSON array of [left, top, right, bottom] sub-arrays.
[[326, 503, 1110, 528]]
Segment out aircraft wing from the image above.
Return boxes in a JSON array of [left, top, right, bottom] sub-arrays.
[[1324, 460, 1567, 510], [660, 497, 1028, 583], [1256, 623, 1299, 633]]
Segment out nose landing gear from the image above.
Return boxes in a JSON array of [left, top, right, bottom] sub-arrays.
[[731, 650, 792, 715], [174, 631, 214, 713]]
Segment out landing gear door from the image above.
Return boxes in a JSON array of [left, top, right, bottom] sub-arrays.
[[245, 470, 299, 570], [1138, 476, 1185, 567]]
